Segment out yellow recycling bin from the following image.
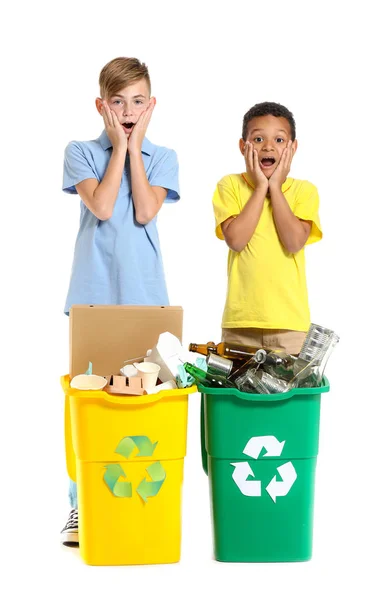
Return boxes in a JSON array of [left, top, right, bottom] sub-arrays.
[[62, 375, 196, 566]]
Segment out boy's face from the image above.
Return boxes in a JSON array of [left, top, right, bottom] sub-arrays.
[[96, 78, 151, 137], [240, 114, 297, 178]]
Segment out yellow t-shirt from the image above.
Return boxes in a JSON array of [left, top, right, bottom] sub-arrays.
[[212, 173, 322, 331]]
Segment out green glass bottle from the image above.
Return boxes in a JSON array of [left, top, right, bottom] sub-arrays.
[[183, 362, 236, 389]]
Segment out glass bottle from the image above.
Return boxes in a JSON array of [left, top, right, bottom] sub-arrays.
[[254, 349, 303, 381], [228, 356, 259, 382], [234, 368, 290, 394], [299, 324, 339, 363], [255, 349, 295, 368], [288, 324, 340, 388], [188, 341, 260, 361], [234, 369, 271, 394], [183, 362, 236, 389]]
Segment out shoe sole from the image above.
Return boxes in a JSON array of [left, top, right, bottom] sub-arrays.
[[61, 530, 79, 546], [62, 540, 79, 547]]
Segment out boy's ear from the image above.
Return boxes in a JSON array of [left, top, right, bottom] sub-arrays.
[[95, 97, 103, 115], [292, 139, 298, 154], [239, 138, 246, 155]]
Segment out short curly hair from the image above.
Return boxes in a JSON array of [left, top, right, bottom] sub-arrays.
[[242, 102, 296, 141]]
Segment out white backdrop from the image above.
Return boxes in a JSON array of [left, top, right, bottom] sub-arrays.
[[2, 1, 369, 598]]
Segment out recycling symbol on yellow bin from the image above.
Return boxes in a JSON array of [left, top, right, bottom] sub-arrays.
[[231, 435, 297, 503], [103, 436, 166, 503]]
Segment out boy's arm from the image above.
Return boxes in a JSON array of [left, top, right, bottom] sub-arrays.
[[222, 142, 268, 252], [127, 98, 166, 224], [76, 102, 127, 221], [269, 142, 311, 253], [129, 152, 167, 224], [221, 185, 267, 252], [76, 148, 126, 221], [269, 187, 311, 253]]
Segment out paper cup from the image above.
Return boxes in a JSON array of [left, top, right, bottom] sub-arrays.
[[133, 362, 160, 389]]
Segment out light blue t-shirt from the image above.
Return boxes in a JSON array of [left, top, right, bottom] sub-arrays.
[[62, 131, 179, 315]]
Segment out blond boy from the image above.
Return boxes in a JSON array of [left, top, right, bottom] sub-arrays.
[[61, 57, 180, 544]]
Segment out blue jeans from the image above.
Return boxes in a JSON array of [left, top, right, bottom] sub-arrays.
[[69, 479, 78, 509]]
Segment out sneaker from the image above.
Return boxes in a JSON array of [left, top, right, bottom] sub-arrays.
[[61, 508, 79, 546]]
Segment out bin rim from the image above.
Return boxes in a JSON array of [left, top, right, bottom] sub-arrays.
[[61, 375, 197, 406], [198, 376, 329, 402]]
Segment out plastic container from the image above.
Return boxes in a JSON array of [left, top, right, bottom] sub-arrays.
[[200, 378, 330, 562], [62, 375, 197, 565]]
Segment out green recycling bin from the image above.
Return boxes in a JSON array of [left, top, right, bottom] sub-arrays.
[[200, 378, 330, 562]]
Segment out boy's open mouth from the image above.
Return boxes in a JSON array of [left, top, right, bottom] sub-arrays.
[[122, 122, 135, 133], [260, 157, 276, 169]]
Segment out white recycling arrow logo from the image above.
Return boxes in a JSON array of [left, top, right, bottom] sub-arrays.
[[231, 435, 297, 503], [265, 461, 297, 503], [231, 461, 261, 496], [243, 435, 285, 459]]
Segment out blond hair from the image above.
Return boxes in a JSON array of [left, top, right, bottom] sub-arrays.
[[99, 57, 151, 98]]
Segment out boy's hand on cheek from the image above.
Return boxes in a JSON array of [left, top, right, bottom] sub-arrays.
[[102, 101, 127, 152], [128, 97, 156, 155], [269, 140, 294, 190], [245, 141, 268, 191]]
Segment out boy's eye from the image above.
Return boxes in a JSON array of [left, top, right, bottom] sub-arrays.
[[254, 136, 263, 143], [112, 100, 122, 105], [276, 137, 284, 143], [134, 100, 144, 105]]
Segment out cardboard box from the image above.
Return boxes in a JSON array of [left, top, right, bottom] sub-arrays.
[[69, 305, 183, 378]]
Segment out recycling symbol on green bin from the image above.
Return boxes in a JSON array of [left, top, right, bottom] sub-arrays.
[[231, 435, 297, 503], [103, 436, 166, 503]]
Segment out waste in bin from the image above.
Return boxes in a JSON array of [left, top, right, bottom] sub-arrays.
[[200, 378, 330, 562], [62, 375, 196, 566]]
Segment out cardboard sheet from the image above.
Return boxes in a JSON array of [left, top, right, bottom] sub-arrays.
[[69, 305, 183, 377]]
